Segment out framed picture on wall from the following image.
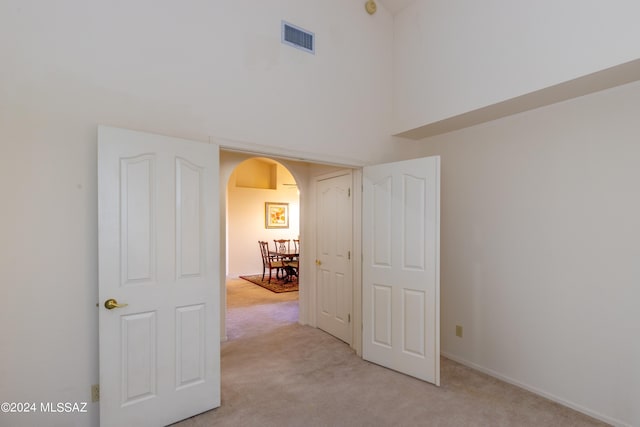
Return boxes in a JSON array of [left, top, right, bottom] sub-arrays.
[[265, 202, 289, 229]]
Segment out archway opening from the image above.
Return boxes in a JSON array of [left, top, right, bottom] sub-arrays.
[[224, 157, 300, 338]]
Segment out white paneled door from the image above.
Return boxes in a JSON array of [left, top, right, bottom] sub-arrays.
[[316, 172, 353, 344], [363, 156, 440, 385], [98, 126, 220, 426]]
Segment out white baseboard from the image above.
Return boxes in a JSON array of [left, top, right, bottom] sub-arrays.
[[441, 351, 629, 427]]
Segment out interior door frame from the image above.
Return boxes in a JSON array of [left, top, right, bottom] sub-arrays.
[[352, 169, 363, 355], [216, 139, 363, 355]]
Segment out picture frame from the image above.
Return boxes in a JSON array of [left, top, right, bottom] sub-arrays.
[[265, 202, 289, 229]]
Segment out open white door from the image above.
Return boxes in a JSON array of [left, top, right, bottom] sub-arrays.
[[98, 126, 220, 426], [362, 156, 440, 385]]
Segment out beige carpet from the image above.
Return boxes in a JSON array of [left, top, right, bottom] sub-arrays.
[[173, 279, 606, 427]]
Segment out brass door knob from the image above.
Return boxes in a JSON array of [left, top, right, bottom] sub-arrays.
[[104, 298, 128, 310], [315, 259, 322, 266]]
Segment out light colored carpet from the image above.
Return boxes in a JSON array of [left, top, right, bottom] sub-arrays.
[[174, 279, 606, 427]]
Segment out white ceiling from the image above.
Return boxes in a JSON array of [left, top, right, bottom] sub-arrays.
[[377, 0, 416, 15]]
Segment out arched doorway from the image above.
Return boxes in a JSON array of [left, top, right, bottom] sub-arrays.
[[226, 157, 300, 280], [222, 155, 301, 339]]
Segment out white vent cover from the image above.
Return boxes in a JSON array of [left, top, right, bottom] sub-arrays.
[[281, 21, 314, 54]]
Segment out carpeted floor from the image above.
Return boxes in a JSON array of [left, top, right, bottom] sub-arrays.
[[173, 279, 606, 427], [239, 274, 299, 293]]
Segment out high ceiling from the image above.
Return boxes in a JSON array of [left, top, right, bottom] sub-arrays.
[[377, 0, 417, 15]]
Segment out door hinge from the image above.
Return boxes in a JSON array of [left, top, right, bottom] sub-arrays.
[[348, 187, 351, 197], [91, 384, 100, 402], [348, 314, 351, 323], [348, 251, 351, 260]]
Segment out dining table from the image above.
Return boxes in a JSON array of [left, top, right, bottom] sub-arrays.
[[269, 250, 299, 282]]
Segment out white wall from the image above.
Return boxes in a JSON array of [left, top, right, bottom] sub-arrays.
[[0, 0, 399, 162], [393, 0, 640, 134], [415, 81, 640, 427], [0, 2, 395, 426], [227, 162, 300, 278]]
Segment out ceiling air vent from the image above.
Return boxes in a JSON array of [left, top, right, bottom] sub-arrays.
[[281, 21, 315, 54]]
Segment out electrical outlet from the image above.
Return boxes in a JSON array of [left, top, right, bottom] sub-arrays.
[[91, 384, 100, 403], [455, 325, 463, 338]]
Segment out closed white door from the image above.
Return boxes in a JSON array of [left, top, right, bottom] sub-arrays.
[[98, 126, 220, 426], [316, 172, 352, 344], [363, 156, 440, 385]]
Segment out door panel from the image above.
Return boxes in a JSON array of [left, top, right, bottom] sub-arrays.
[[121, 311, 157, 405], [120, 154, 156, 284], [175, 304, 206, 389], [176, 158, 204, 278], [373, 284, 392, 347], [363, 156, 440, 385], [316, 173, 352, 344], [98, 126, 220, 426]]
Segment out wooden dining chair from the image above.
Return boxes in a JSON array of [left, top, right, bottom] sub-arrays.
[[258, 241, 285, 283], [273, 239, 290, 256], [286, 257, 299, 281], [274, 239, 298, 282], [286, 239, 299, 281], [290, 238, 300, 268]]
